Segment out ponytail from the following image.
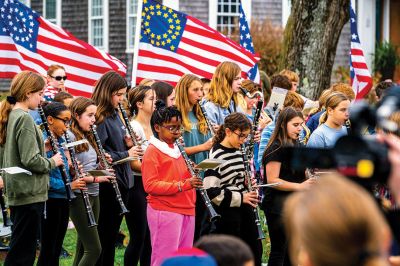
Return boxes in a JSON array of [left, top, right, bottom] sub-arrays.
[[213, 124, 226, 144], [0, 71, 45, 145], [319, 111, 327, 125], [0, 100, 13, 145], [212, 112, 251, 144]]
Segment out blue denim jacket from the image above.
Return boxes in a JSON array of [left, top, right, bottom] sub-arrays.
[[202, 100, 243, 125], [43, 131, 71, 199]]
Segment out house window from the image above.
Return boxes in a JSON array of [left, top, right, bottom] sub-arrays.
[[126, 0, 138, 51], [89, 0, 108, 51], [43, 0, 61, 25], [217, 0, 240, 36]]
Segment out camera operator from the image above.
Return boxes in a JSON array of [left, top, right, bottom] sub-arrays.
[[378, 133, 400, 210]]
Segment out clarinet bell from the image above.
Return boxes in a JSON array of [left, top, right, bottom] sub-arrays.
[[209, 210, 221, 222], [87, 214, 97, 228], [256, 224, 265, 240], [120, 205, 129, 215], [3, 215, 12, 227]]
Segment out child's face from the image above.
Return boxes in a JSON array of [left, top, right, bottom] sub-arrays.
[[231, 72, 242, 93], [166, 89, 176, 107], [245, 96, 257, 110], [155, 117, 182, 144], [111, 88, 127, 108], [138, 89, 156, 115], [47, 68, 66, 90], [286, 116, 304, 140], [48, 110, 72, 138], [77, 105, 97, 132], [202, 82, 210, 97], [328, 100, 350, 126], [225, 128, 251, 149], [27, 88, 45, 110], [187, 80, 203, 106]]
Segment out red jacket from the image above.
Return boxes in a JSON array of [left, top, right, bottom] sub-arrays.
[[142, 138, 196, 216]]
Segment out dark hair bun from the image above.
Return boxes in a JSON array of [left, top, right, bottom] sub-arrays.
[[155, 100, 166, 110]]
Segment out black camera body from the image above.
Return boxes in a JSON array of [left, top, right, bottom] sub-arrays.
[[285, 86, 400, 187]]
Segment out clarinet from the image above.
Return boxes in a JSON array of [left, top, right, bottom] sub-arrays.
[[90, 125, 129, 215], [198, 101, 216, 136], [0, 188, 11, 227], [175, 137, 220, 222], [240, 144, 265, 240], [248, 97, 263, 158], [38, 105, 75, 201], [64, 133, 97, 227], [118, 103, 140, 146]]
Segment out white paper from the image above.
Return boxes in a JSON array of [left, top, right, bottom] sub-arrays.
[[112, 156, 137, 166], [0, 167, 32, 175], [196, 159, 226, 170], [64, 139, 88, 149], [87, 170, 113, 176], [267, 87, 289, 112]]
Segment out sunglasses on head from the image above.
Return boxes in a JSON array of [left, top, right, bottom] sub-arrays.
[[50, 75, 67, 81]]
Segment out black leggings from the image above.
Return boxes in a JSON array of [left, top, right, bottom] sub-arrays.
[[264, 211, 291, 266], [37, 198, 70, 266], [124, 175, 151, 266], [215, 205, 263, 266], [5, 202, 44, 266], [96, 183, 127, 266]]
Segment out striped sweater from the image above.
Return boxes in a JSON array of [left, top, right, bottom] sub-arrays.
[[204, 143, 247, 208]]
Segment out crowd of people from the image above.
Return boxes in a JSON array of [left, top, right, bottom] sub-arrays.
[[0, 61, 400, 266]]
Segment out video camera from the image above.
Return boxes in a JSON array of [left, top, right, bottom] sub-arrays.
[[285, 86, 400, 187]]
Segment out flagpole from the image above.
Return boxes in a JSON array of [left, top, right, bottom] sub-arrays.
[[131, 0, 144, 86]]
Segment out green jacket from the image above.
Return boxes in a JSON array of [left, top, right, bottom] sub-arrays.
[[0, 109, 55, 206]]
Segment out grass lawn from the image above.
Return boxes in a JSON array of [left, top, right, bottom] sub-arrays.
[[0, 213, 271, 265]]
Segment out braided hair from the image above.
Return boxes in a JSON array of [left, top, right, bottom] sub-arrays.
[[42, 101, 68, 118], [150, 100, 182, 138]]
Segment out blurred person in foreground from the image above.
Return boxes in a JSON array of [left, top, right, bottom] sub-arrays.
[[284, 173, 392, 266]]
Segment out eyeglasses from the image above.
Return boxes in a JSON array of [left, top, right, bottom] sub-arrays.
[[232, 131, 250, 141], [50, 75, 67, 81], [161, 125, 184, 133], [54, 116, 71, 126]]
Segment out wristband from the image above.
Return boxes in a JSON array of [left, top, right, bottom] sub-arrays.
[[93, 176, 96, 183]]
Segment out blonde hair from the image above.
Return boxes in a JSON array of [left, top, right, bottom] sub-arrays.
[[207, 61, 241, 108], [241, 79, 261, 95], [175, 74, 208, 135], [279, 69, 299, 83], [283, 91, 304, 109], [331, 83, 355, 101], [284, 174, 389, 266], [0, 71, 45, 145], [139, 78, 155, 87], [319, 92, 349, 124], [308, 89, 334, 118]]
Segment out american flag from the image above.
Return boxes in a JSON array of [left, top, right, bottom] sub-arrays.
[[0, 0, 126, 97], [239, 1, 259, 83], [132, 0, 259, 85], [350, 5, 373, 100]]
